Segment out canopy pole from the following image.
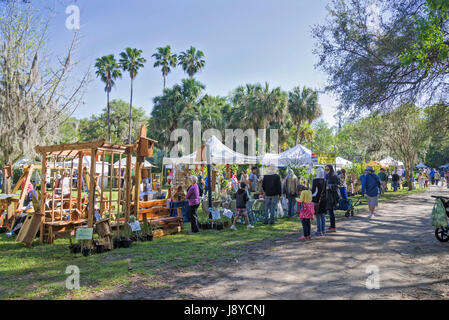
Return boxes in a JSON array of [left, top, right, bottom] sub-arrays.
[[206, 144, 212, 219]]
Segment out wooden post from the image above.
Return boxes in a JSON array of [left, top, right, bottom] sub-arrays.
[[125, 150, 132, 223], [40, 154, 47, 244], [16, 166, 32, 209], [134, 156, 143, 222], [88, 148, 97, 228], [76, 152, 83, 213]]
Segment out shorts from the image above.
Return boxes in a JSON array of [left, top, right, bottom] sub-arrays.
[[236, 208, 248, 217], [367, 195, 378, 207]]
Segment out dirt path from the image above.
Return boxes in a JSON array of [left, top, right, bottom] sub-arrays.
[[94, 185, 449, 300]]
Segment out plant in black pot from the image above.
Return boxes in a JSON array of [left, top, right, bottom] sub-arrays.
[[81, 240, 92, 257], [119, 226, 133, 248], [68, 235, 81, 254], [144, 222, 154, 241], [112, 230, 120, 249], [94, 240, 105, 254]]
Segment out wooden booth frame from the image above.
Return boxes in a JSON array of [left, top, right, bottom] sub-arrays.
[[34, 139, 137, 244]]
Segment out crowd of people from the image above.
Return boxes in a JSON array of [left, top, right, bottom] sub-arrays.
[[174, 163, 449, 239]]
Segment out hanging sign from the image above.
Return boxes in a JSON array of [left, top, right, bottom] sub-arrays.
[[318, 153, 336, 165], [311, 153, 318, 164]]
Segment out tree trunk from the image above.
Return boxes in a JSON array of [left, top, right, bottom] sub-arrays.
[[163, 75, 166, 91], [295, 120, 300, 145], [107, 90, 111, 143], [128, 78, 134, 144]]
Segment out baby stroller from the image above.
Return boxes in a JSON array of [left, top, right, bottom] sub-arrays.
[[431, 195, 449, 242]]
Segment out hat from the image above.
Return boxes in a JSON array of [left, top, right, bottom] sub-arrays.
[[366, 166, 374, 172]]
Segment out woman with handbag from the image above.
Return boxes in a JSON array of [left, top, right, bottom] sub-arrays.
[[325, 165, 340, 233]]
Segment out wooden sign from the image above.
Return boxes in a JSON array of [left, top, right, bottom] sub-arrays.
[[318, 153, 336, 165], [211, 170, 217, 192], [128, 221, 141, 232], [75, 227, 93, 240]]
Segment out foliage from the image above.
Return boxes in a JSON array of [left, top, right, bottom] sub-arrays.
[[119, 47, 146, 144], [78, 99, 148, 144], [288, 86, 321, 145], [152, 45, 177, 89], [150, 78, 206, 151], [0, 1, 89, 165], [178, 46, 206, 78], [95, 54, 122, 142], [312, 0, 449, 113], [400, 0, 449, 71]]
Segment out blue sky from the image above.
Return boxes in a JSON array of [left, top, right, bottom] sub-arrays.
[[37, 0, 338, 126]]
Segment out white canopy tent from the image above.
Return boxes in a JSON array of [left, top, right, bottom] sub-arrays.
[[259, 144, 313, 168], [13, 158, 39, 167], [113, 157, 155, 169], [415, 163, 428, 169], [163, 136, 259, 166], [379, 156, 404, 167], [336, 157, 353, 168]]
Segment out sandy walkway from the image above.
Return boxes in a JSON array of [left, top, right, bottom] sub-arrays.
[[95, 185, 449, 300]]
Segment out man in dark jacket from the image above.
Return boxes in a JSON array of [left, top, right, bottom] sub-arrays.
[[262, 166, 282, 225]]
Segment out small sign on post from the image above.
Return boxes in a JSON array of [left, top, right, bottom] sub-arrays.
[[318, 153, 336, 165], [312, 153, 318, 165], [75, 227, 93, 240]]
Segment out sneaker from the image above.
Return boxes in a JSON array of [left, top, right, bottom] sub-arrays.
[[298, 236, 307, 241], [312, 231, 321, 236], [230, 225, 237, 230], [327, 228, 337, 233], [247, 224, 254, 229], [305, 236, 311, 240], [369, 213, 375, 218]]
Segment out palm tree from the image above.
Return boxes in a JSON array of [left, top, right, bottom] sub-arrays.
[[288, 86, 321, 145], [152, 45, 177, 90], [178, 46, 205, 78], [95, 54, 122, 142], [119, 48, 146, 144]]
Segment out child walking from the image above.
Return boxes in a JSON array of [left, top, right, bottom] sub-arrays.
[[297, 189, 315, 241], [230, 182, 254, 230]]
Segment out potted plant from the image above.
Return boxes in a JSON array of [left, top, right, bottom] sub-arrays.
[[68, 235, 81, 254], [142, 222, 153, 241], [94, 239, 105, 254], [112, 230, 121, 248], [120, 226, 133, 248], [81, 240, 92, 257]]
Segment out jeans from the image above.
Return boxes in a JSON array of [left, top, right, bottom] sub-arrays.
[[328, 209, 336, 229], [392, 181, 399, 191], [287, 195, 296, 217], [189, 204, 200, 233], [315, 213, 326, 233], [24, 190, 38, 207], [264, 196, 278, 223], [301, 218, 311, 237], [246, 200, 254, 224]]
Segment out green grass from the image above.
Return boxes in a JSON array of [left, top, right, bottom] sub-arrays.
[[0, 186, 426, 300]]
